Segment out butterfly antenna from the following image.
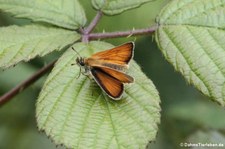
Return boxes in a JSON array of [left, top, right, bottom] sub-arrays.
[[71, 47, 80, 66], [72, 47, 82, 57]]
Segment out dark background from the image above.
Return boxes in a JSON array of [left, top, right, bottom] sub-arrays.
[[0, 0, 224, 149]]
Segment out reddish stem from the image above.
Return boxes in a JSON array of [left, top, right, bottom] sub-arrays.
[[81, 11, 103, 42], [0, 60, 56, 107], [89, 25, 157, 39]]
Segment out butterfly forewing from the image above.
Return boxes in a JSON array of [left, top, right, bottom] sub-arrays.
[[90, 42, 134, 65], [91, 67, 124, 99]]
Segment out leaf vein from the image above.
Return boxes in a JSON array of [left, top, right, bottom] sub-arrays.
[[104, 98, 121, 149], [37, 56, 75, 107], [165, 0, 194, 22], [163, 27, 211, 96], [182, 1, 225, 23], [0, 2, 75, 22], [125, 89, 159, 127], [77, 87, 101, 148], [42, 76, 75, 128], [206, 29, 225, 77], [186, 27, 224, 76]]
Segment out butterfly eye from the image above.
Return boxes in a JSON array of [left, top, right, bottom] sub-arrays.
[[76, 57, 85, 66]]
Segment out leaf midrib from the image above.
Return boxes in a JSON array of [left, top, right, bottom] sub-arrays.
[[0, 2, 75, 23], [104, 97, 121, 149], [0, 30, 74, 51]]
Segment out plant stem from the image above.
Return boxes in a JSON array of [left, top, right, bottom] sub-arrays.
[[80, 10, 157, 41], [89, 25, 158, 39], [85, 11, 103, 34], [0, 60, 56, 107], [81, 11, 103, 42]]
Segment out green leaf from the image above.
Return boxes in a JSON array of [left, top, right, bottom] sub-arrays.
[[157, 0, 225, 28], [0, 0, 86, 30], [155, 0, 225, 105], [36, 41, 161, 149], [92, 0, 154, 15], [0, 24, 80, 68], [167, 101, 225, 129]]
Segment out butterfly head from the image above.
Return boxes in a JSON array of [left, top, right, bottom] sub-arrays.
[[76, 57, 85, 67], [71, 47, 85, 67]]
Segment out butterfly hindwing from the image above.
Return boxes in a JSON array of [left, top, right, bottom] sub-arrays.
[[91, 67, 124, 99]]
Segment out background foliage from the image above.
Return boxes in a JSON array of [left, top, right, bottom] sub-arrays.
[[0, 0, 225, 149]]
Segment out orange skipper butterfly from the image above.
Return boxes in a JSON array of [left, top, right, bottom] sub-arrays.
[[74, 42, 134, 100]]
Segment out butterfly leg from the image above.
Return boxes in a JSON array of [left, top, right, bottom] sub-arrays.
[[76, 67, 82, 79], [85, 77, 96, 97]]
